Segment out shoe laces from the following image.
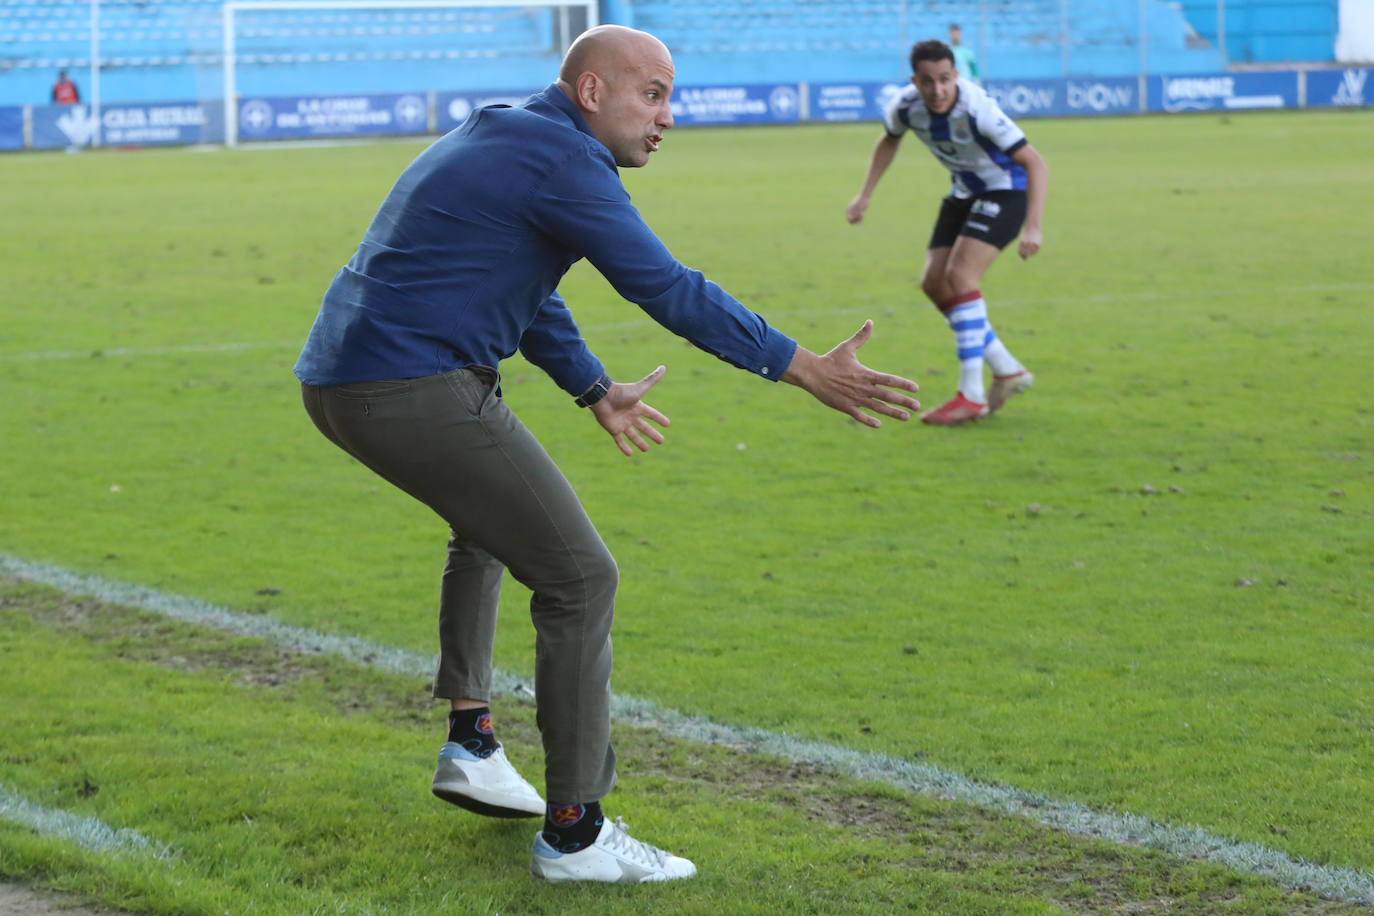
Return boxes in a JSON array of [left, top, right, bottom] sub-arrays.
[[602, 817, 670, 868]]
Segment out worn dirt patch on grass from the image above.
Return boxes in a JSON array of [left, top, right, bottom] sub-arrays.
[[0, 882, 127, 916]]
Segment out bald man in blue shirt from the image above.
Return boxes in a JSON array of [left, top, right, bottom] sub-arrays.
[[296, 25, 920, 883]]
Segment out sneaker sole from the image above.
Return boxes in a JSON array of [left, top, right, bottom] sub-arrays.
[[432, 785, 542, 819], [529, 854, 695, 883], [529, 866, 676, 884]]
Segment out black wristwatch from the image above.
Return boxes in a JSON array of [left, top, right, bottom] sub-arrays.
[[574, 372, 613, 408]]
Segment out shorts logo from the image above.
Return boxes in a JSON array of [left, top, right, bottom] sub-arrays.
[[549, 804, 584, 827], [475, 713, 493, 735], [971, 199, 1002, 218]]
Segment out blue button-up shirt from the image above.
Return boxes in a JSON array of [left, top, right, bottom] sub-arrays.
[[294, 83, 798, 395]]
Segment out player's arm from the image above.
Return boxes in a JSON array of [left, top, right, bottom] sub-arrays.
[[1011, 143, 1048, 259], [845, 132, 902, 225]]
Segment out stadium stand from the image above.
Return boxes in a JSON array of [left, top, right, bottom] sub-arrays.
[[1176, 0, 1339, 64], [0, 0, 561, 103], [639, 0, 1230, 83], [0, 0, 1340, 106]]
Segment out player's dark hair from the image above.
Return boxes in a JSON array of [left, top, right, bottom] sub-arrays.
[[910, 39, 954, 72]]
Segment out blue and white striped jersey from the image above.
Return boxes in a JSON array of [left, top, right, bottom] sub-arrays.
[[883, 79, 1028, 199]]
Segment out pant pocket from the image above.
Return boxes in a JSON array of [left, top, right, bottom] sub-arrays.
[[332, 379, 414, 400]]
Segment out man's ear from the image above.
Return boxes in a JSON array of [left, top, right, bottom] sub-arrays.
[[576, 71, 602, 113]]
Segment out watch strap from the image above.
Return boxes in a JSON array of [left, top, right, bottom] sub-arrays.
[[574, 372, 613, 408]]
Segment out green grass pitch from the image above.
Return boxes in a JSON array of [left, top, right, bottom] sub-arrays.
[[0, 109, 1371, 913]]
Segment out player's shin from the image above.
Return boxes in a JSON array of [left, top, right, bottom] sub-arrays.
[[944, 292, 989, 404]]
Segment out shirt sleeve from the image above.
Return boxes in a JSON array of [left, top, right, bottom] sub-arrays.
[[517, 290, 605, 396], [882, 92, 908, 138], [525, 144, 798, 382], [969, 88, 1026, 152]]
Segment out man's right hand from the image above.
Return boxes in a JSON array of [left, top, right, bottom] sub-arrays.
[[781, 321, 921, 428], [589, 365, 671, 456]]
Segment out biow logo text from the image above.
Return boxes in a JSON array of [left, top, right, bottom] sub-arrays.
[[1067, 81, 1134, 112]]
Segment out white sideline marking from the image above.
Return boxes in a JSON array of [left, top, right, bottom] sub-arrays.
[[0, 783, 171, 859], [0, 341, 285, 363], [2, 554, 1373, 904]]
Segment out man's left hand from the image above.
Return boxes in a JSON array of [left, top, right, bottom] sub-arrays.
[[780, 321, 921, 428], [590, 365, 671, 456]]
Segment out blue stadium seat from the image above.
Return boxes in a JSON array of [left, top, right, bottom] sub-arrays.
[[0, 0, 1333, 107]]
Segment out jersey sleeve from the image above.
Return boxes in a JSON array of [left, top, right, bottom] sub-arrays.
[[968, 87, 1026, 153], [882, 91, 908, 138]]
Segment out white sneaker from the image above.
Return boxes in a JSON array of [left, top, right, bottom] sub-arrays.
[[530, 817, 697, 883], [431, 742, 543, 818]]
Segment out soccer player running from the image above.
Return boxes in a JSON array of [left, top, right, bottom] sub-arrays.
[[846, 39, 1048, 425]]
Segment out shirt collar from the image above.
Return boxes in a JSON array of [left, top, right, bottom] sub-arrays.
[[527, 82, 596, 139]]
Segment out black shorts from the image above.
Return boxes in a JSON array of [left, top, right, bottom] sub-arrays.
[[928, 190, 1027, 251]]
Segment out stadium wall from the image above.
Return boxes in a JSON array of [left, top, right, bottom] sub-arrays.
[[4, 63, 1368, 152]]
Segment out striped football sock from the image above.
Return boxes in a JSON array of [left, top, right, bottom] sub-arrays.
[[944, 291, 988, 403], [982, 327, 1025, 377]]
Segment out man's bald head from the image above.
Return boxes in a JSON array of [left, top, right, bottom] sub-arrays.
[[558, 25, 670, 87], [555, 25, 675, 168]]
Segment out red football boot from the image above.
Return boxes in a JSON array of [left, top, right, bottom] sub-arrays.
[[920, 392, 990, 426]]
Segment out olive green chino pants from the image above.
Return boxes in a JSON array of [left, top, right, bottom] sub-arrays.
[[301, 366, 617, 805]]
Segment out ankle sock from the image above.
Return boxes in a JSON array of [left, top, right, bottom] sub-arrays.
[[446, 707, 498, 759], [542, 801, 605, 853]]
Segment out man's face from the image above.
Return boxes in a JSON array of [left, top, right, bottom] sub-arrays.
[[949, 26, 963, 46], [913, 59, 958, 116], [593, 47, 675, 169]]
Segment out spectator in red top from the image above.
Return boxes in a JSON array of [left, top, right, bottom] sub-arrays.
[[52, 71, 80, 105]]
